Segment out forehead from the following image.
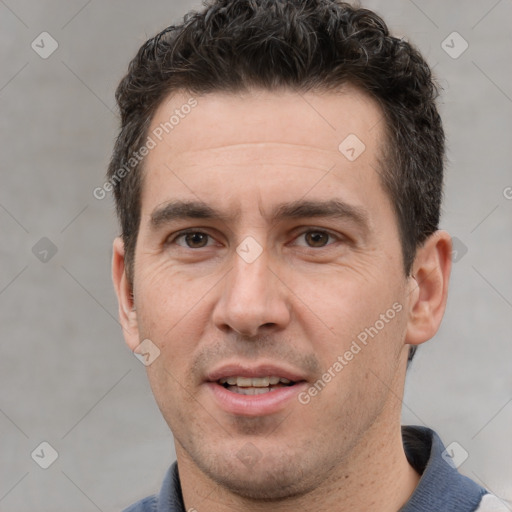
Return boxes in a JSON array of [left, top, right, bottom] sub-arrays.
[[141, 86, 387, 214]]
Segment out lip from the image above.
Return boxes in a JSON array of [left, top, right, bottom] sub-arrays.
[[204, 362, 308, 417], [206, 363, 307, 383], [205, 381, 308, 416]]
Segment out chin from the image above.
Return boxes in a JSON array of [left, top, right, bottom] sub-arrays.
[[214, 468, 311, 500], [197, 448, 318, 501]]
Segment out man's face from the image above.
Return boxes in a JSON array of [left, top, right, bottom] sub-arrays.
[[124, 87, 416, 498]]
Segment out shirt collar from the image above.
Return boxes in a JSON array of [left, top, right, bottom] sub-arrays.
[[400, 425, 486, 511]]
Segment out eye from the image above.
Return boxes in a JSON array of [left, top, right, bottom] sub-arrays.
[[293, 229, 340, 248], [171, 230, 215, 249]]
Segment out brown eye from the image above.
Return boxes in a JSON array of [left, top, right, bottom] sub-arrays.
[[304, 231, 331, 247], [185, 232, 208, 248], [175, 232, 211, 248]]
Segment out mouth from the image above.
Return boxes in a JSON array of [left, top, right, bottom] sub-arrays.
[[217, 376, 296, 395], [205, 364, 308, 416]]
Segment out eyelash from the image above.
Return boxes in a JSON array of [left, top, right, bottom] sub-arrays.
[[167, 228, 343, 249]]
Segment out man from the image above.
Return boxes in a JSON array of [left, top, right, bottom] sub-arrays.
[[108, 1, 505, 510]]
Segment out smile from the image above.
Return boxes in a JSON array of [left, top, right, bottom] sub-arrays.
[[205, 365, 308, 416], [218, 376, 295, 395]]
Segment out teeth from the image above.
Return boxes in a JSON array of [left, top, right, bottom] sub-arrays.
[[218, 376, 293, 387], [235, 387, 274, 395], [237, 377, 255, 387]]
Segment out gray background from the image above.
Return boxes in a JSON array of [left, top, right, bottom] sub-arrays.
[[1, 1, 511, 510]]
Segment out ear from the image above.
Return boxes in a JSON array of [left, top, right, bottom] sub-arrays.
[[112, 237, 140, 351], [405, 230, 452, 346]]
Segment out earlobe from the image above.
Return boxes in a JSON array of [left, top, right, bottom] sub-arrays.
[[405, 230, 452, 346], [112, 237, 140, 351]]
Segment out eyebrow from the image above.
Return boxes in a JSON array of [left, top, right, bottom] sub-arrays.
[[149, 199, 370, 233], [150, 201, 234, 229], [271, 199, 369, 231]]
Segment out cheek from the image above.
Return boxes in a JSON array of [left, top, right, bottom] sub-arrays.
[[136, 255, 201, 313], [289, 263, 398, 342], [295, 274, 408, 403], [133, 261, 210, 361], [145, 362, 206, 440], [305, 307, 406, 429]]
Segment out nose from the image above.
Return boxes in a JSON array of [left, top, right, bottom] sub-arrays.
[[212, 245, 291, 338]]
